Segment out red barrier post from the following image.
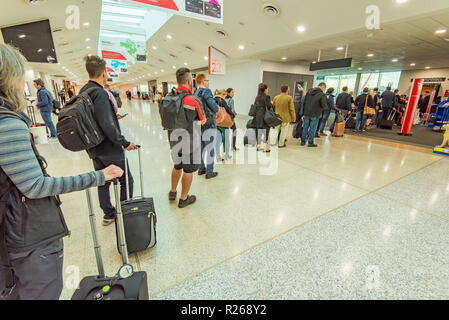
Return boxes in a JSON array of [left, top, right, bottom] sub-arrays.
[[399, 78, 424, 135]]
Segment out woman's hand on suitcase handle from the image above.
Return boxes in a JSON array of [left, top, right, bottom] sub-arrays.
[[125, 142, 139, 151], [102, 165, 124, 182]]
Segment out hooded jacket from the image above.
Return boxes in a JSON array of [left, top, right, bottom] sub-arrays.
[[302, 88, 328, 118]]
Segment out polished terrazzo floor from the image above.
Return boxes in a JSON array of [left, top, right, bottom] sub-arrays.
[[34, 100, 447, 300]]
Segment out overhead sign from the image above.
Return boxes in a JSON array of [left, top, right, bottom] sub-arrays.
[[423, 77, 446, 83], [129, 0, 223, 24], [208, 46, 226, 75], [310, 58, 354, 71], [106, 59, 128, 74], [101, 38, 147, 63]]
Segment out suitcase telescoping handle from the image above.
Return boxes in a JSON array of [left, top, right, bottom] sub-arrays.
[[85, 188, 105, 278], [113, 179, 129, 265], [124, 145, 144, 200]]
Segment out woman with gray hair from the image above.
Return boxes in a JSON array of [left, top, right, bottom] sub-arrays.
[[0, 43, 124, 300]]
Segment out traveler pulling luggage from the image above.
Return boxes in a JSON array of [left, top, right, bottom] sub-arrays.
[[345, 109, 356, 129], [117, 146, 157, 254], [72, 184, 149, 300]]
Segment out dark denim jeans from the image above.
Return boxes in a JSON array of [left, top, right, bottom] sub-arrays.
[[93, 156, 134, 219], [355, 110, 367, 131], [40, 111, 57, 138], [301, 116, 319, 145], [199, 129, 216, 175]]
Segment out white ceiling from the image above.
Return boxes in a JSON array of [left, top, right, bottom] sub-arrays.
[[2, 0, 449, 83], [0, 0, 102, 78]]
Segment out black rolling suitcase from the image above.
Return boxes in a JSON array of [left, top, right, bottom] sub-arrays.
[[117, 146, 157, 254], [379, 110, 396, 130], [72, 184, 149, 300], [345, 110, 356, 129]]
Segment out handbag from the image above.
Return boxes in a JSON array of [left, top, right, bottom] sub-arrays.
[[264, 109, 283, 128], [363, 95, 375, 116], [216, 106, 233, 127], [248, 104, 256, 117]]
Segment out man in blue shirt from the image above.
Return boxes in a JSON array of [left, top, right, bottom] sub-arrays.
[[33, 79, 57, 138], [195, 73, 219, 179]]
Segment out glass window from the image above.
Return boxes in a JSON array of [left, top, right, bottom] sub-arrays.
[[338, 74, 357, 95], [324, 76, 340, 93], [358, 73, 380, 94], [378, 72, 401, 92]]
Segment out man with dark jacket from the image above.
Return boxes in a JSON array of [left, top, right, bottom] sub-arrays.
[[301, 82, 328, 147], [33, 79, 57, 139], [354, 88, 374, 132], [380, 86, 396, 125], [79, 55, 138, 226], [336, 86, 352, 118]]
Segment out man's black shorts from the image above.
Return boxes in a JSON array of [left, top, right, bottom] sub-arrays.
[[168, 131, 199, 173]]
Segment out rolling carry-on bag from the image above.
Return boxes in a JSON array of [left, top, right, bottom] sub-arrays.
[[72, 185, 149, 300], [332, 122, 345, 137], [379, 110, 396, 130], [117, 146, 157, 254]]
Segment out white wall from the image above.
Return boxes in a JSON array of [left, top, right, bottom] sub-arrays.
[[207, 60, 262, 115], [398, 68, 449, 97]]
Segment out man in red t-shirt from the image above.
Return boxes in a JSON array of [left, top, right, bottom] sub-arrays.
[[168, 68, 206, 208]]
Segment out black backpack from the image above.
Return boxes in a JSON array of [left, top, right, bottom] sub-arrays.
[[196, 88, 214, 130], [57, 88, 105, 152], [159, 88, 190, 130]]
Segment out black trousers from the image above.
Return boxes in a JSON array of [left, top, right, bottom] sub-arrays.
[[93, 156, 134, 218]]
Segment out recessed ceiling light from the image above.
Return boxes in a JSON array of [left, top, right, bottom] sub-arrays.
[[83, 22, 89, 27], [238, 45, 245, 50], [184, 62, 188, 66], [152, 46, 157, 50], [161, 69, 164, 72], [367, 53, 374, 57], [392, 59, 399, 62], [172, 66, 176, 69], [336, 47, 344, 51], [435, 29, 447, 34], [85, 38, 90, 42], [166, 34, 172, 40], [86, 46, 91, 49], [425, 66, 431, 69], [18, 34, 26, 38], [396, 0, 408, 3], [358, 67, 363, 70], [281, 57, 287, 60], [204, 56, 208, 60], [375, 70, 380, 72], [297, 25, 305, 33], [155, 72, 158, 74], [410, 63, 416, 66], [312, 61, 317, 64]]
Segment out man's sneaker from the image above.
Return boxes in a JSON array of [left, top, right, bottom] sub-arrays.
[[308, 144, 318, 148], [300, 142, 306, 146], [321, 132, 328, 136], [102, 217, 115, 226], [169, 191, 177, 201], [178, 195, 197, 208], [278, 145, 286, 148], [353, 129, 358, 133], [198, 170, 206, 176], [225, 155, 233, 160], [216, 156, 223, 162], [206, 172, 218, 179]]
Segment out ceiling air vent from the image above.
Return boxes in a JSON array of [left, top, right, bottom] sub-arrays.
[[185, 46, 193, 52], [215, 29, 228, 38], [169, 54, 177, 58], [263, 4, 280, 16]]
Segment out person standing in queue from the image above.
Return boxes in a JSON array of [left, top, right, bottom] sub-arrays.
[[33, 78, 57, 140], [272, 85, 296, 148], [0, 43, 124, 300], [195, 73, 219, 179], [225, 88, 239, 151], [354, 87, 374, 133], [301, 82, 328, 147], [79, 55, 139, 226]]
